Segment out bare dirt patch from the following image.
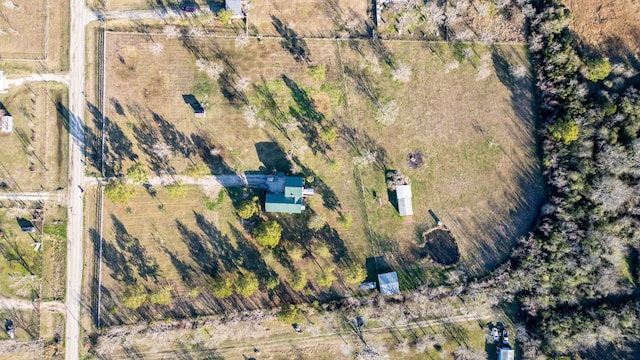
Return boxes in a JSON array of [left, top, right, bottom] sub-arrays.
[[566, 0, 640, 65]]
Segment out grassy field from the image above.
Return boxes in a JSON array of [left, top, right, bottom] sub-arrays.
[[0, 0, 47, 59], [0, 0, 69, 71], [94, 32, 541, 324], [0, 83, 69, 192], [566, 0, 640, 66]]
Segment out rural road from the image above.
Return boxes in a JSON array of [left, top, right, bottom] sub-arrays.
[[0, 192, 60, 202], [0, 297, 66, 314], [64, 0, 88, 356], [98, 311, 491, 359], [5, 73, 70, 88]]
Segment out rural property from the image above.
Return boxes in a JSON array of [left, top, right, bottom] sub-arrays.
[[3, 0, 638, 359]]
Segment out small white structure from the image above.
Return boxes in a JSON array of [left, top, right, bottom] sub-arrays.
[[497, 347, 515, 360], [0, 71, 7, 94], [378, 271, 400, 296], [0, 114, 13, 133], [396, 184, 413, 216]]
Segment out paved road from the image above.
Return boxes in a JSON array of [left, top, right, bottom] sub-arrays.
[[64, 0, 88, 357], [5, 73, 70, 88]]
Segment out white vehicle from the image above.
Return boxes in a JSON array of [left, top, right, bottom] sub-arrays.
[[491, 327, 499, 341], [502, 330, 509, 344]]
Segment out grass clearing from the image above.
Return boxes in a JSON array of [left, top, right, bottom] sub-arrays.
[[0, 82, 69, 192], [96, 32, 541, 324]]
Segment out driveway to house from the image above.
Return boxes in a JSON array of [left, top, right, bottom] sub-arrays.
[[5, 73, 70, 88]]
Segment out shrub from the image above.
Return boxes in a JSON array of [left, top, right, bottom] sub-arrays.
[[236, 272, 259, 297], [307, 214, 326, 231], [253, 221, 283, 248], [277, 304, 302, 324], [204, 191, 225, 210], [320, 126, 339, 144], [265, 276, 281, 291], [316, 266, 337, 288], [217, 9, 234, 24], [287, 244, 305, 261], [149, 286, 173, 305], [290, 270, 308, 291], [237, 196, 260, 219], [104, 179, 136, 204], [126, 163, 149, 184], [184, 162, 211, 179], [337, 212, 353, 228], [584, 57, 611, 82], [212, 277, 234, 298], [308, 64, 326, 82], [122, 284, 147, 310], [549, 118, 579, 144], [165, 181, 187, 199], [312, 241, 331, 259], [343, 263, 367, 285]]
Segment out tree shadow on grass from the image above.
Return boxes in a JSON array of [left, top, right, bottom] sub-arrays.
[[255, 141, 291, 173], [190, 131, 235, 174], [111, 216, 160, 282], [176, 220, 220, 278], [151, 112, 196, 160], [271, 15, 311, 64], [292, 157, 341, 211], [281, 74, 329, 157]]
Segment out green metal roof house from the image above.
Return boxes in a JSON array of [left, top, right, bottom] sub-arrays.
[[264, 174, 307, 214]]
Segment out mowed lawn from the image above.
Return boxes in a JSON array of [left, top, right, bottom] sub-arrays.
[[99, 32, 542, 322]]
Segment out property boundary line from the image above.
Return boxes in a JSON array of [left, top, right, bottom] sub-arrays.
[[95, 26, 107, 330]]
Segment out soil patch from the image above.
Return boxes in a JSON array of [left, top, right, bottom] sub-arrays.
[[422, 227, 460, 266]]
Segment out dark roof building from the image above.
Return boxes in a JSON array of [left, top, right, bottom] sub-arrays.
[[377, 271, 399, 296]]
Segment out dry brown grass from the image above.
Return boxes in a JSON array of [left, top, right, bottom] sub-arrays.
[[249, 0, 370, 37], [0, 0, 47, 58], [0, 0, 69, 71], [0, 83, 69, 192], [566, 0, 640, 65]]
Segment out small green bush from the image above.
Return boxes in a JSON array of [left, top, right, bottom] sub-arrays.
[[337, 212, 353, 229], [204, 191, 225, 210], [290, 270, 308, 291]]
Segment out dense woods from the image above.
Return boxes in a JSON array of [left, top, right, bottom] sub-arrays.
[[507, 0, 640, 357]]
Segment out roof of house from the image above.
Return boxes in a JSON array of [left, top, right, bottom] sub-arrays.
[[395, 184, 413, 216], [377, 271, 399, 296], [265, 193, 303, 213], [0, 115, 13, 133], [225, 0, 243, 16], [265, 175, 305, 213], [497, 347, 515, 360]]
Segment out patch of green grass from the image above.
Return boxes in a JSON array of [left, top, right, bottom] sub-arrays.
[[204, 191, 226, 211], [43, 223, 67, 240], [191, 71, 216, 98]]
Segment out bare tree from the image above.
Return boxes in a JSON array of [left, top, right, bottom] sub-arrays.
[[376, 100, 399, 125], [392, 62, 412, 83], [509, 64, 529, 79], [235, 35, 249, 49], [163, 25, 179, 38], [149, 42, 164, 56]]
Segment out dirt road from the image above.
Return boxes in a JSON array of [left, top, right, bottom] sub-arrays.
[[64, 0, 89, 357]]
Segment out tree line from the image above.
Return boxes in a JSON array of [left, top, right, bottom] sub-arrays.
[[506, 0, 640, 357]]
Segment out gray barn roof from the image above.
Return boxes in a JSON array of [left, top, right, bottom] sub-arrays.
[[377, 271, 399, 296], [225, 0, 243, 17], [497, 347, 515, 360], [396, 184, 413, 216]]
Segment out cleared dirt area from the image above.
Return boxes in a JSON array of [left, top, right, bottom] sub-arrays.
[[0, 83, 69, 192], [566, 0, 640, 65]]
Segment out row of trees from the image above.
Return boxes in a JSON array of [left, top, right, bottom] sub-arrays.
[[507, 0, 640, 357]]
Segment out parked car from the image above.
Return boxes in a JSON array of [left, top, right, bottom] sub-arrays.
[[180, 5, 196, 12], [502, 330, 509, 344], [491, 327, 499, 341]]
